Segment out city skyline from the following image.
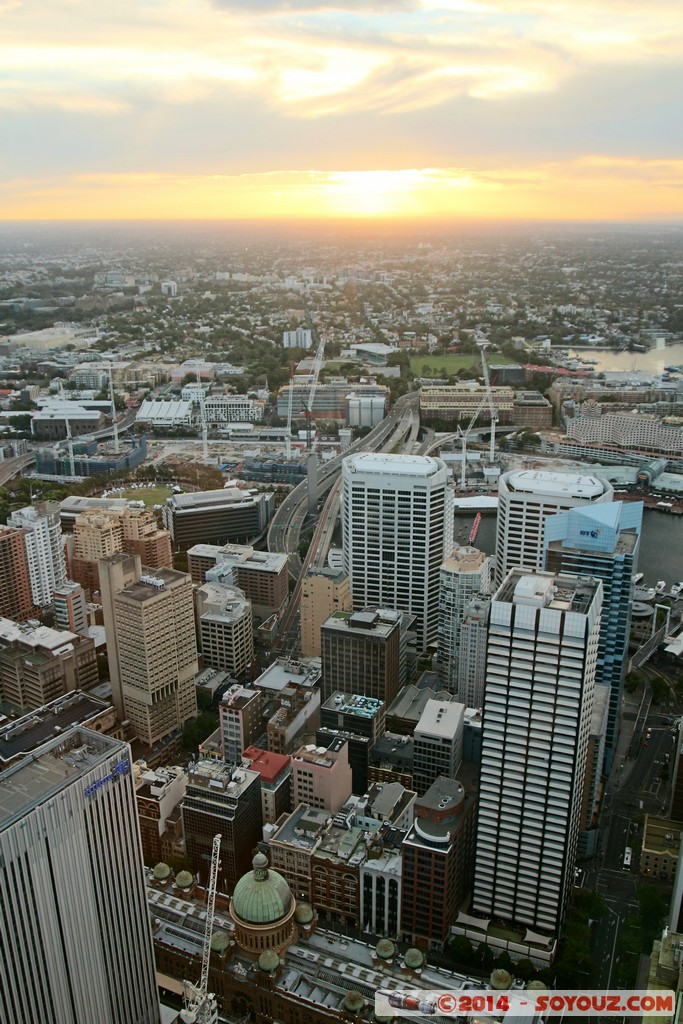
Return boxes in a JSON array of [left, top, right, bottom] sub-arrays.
[[2, 0, 682, 221]]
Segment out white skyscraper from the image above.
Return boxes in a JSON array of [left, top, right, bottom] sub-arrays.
[[8, 501, 67, 606], [494, 470, 614, 585], [473, 569, 602, 937], [341, 453, 453, 652], [437, 544, 491, 690], [0, 727, 160, 1024]]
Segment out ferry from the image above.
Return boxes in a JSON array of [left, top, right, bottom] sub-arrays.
[[655, 580, 667, 594]]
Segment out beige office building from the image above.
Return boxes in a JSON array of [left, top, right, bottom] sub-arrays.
[[300, 568, 352, 656], [100, 553, 198, 745], [291, 736, 352, 813]]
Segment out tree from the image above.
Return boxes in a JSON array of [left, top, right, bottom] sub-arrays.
[[447, 936, 474, 964], [651, 676, 669, 705]]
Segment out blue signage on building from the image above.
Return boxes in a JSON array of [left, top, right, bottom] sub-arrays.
[[84, 758, 131, 798]]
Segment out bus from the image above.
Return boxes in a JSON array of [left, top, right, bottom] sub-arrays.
[[623, 847, 633, 869]]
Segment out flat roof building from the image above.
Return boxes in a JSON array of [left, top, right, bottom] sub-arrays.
[[162, 488, 275, 549]]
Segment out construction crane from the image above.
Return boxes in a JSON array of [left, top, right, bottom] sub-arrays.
[[456, 392, 489, 491], [304, 328, 327, 450], [180, 833, 222, 1024], [285, 365, 295, 460], [477, 339, 497, 462], [196, 371, 209, 462]]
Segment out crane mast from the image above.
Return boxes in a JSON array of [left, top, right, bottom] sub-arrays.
[[181, 833, 221, 1024], [305, 328, 326, 449], [477, 339, 497, 462], [196, 372, 209, 462]]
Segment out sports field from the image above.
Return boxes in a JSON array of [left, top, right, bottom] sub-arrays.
[[119, 485, 173, 506], [409, 353, 520, 375]]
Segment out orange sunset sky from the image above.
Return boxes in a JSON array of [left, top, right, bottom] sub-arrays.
[[1, 0, 682, 222]]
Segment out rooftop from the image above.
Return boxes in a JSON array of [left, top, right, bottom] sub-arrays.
[[0, 727, 125, 830], [0, 616, 79, 652], [254, 658, 321, 693], [166, 488, 262, 510], [496, 569, 601, 616], [271, 803, 331, 850], [241, 746, 291, 783], [415, 699, 466, 740], [322, 693, 385, 719], [0, 691, 112, 766], [344, 452, 446, 478], [118, 566, 189, 602], [323, 609, 401, 638], [642, 816, 683, 854], [441, 545, 489, 576], [503, 468, 609, 499]]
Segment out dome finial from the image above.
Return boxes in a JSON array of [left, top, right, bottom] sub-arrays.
[[252, 851, 269, 881]]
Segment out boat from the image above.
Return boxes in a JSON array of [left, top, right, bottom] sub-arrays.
[[634, 587, 656, 602], [655, 581, 667, 594], [672, 583, 683, 598], [633, 572, 644, 584]]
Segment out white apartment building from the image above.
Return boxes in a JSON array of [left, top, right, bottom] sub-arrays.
[[0, 728, 160, 1024], [567, 411, 683, 455], [8, 501, 67, 606], [203, 394, 264, 423], [282, 327, 313, 349], [472, 569, 602, 937], [495, 469, 614, 585], [437, 545, 491, 690], [412, 699, 466, 796], [341, 453, 453, 652]]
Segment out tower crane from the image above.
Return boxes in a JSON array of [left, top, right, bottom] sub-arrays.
[[304, 328, 327, 450], [196, 372, 209, 462], [456, 392, 489, 491], [285, 365, 295, 460], [180, 833, 222, 1024], [477, 339, 497, 462]]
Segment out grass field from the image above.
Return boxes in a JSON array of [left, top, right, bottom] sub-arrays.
[[409, 353, 520, 375], [119, 485, 173, 506]]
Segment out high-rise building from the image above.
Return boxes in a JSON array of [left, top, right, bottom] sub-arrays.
[[241, 745, 292, 824], [0, 727, 160, 1024], [401, 774, 477, 948], [0, 524, 34, 621], [53, 579, 89, 635], [544, 500, 642, 769], [494, 470, 614, 585], [413, 699, 466, 797], [195, 581, 254, 678], [456, 597, 490, 708], [8, 501, 67, 606], [320, 608, 403, 704], [436, 545, 491, 690], [72, 507, 172, 593], [219, 684, 263, 764], [162, 487, 274, 549], [300, 567, 352, 656], [341, 453, 453, 651], [182, 759, 262, 893], [318, 691, 386, 794], [99, 554, 198, 745], [72, 510, 123, 592], [473, 569, 602, 937], [0, 616, 98, 709]]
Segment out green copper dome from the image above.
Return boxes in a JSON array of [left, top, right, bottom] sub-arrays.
[[176, 870, 194, 890], [210, 929, 230, 954], [231, 852, 293, 925], [258, 948, 280, 973], [404, 948, 424, 970], [375, 939, 395, 960], [153, 862, 171, 881], [295, 902, 315, 925]]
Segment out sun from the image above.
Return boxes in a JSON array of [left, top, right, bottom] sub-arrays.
[[320, 170, 429, 218]]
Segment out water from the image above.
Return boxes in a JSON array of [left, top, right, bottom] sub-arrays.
[[567, 340, 683, 375], [456, 510, 683, 590]]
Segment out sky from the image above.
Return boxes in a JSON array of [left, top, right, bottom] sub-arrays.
[[2, 0, 683, 222]]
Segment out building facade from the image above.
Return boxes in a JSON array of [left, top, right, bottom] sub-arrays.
[[0, 727, 160, 1024], [300, 567, 352, 657], [8, 501, 67, 606], [494, 469, 614, 586], [342, 453, 453, 652], [0, 524, 34, 621], [320, 608, 403, 704], [196, 582, 254, 678], [412, 699, 466, 797], [472, 569, 602, 937], [544, 500, 642, 770], [436, 545, 491, 691], [99, 554, 198, 745]]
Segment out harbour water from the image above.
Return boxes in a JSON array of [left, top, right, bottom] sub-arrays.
[[456, 509, 683, 591], [567, 340, 683, 375]]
